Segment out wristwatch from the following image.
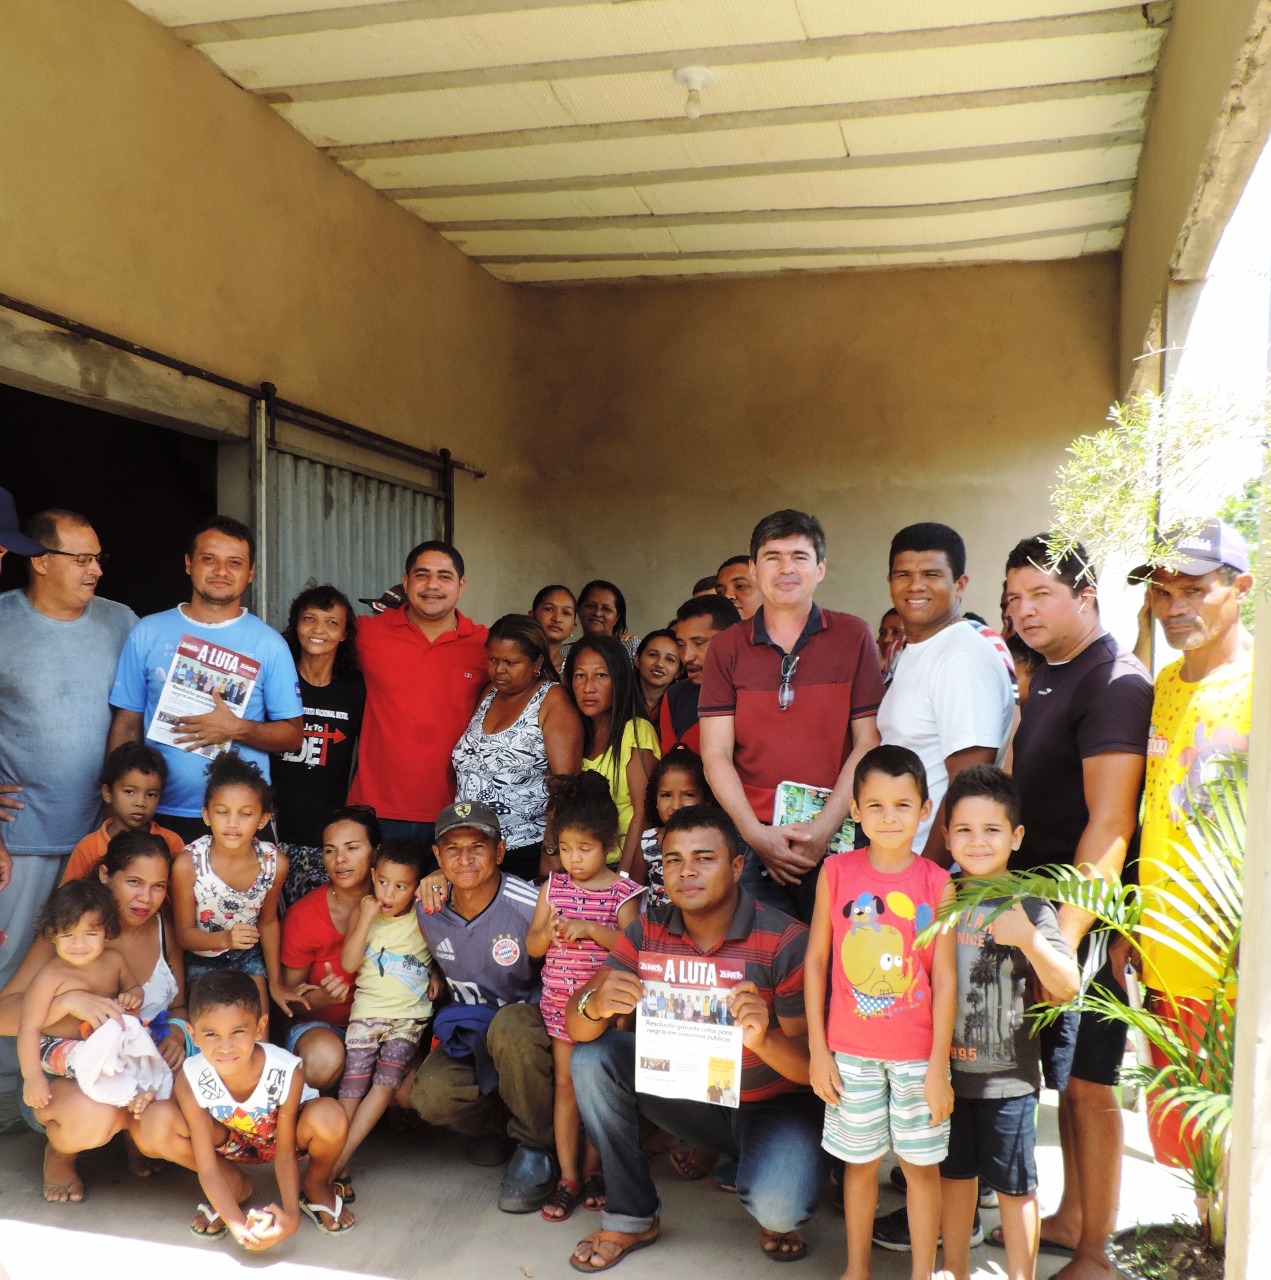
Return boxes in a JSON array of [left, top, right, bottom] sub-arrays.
[[577, 988, 603, 1022]]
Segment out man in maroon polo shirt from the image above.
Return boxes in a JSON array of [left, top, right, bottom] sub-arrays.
[[700, 510, 882, 923], [348, 540, 488, 855]]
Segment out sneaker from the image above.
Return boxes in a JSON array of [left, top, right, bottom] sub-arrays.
[[978, 1180, 999, 1210], [889, 1164, 907, 1193], [871, 1205, 984, 1252]]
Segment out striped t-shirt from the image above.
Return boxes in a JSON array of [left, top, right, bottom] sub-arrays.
[[607, 890, 809, 1102]]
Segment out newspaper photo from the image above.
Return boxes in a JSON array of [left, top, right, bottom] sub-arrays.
[[147, 634, 260, 760], [635, 952, 743, 1107], [773, 779, 856, 853]]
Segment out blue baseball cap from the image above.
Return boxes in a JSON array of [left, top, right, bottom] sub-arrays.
[[0, 487, 45, 557]]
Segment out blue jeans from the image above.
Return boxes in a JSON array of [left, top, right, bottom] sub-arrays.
[[572, 1031, 828, 1236], [739, 843, 820, 925]]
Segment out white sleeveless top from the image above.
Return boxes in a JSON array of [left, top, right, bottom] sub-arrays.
[[139, 914, 179, 1022], [451, 682, 553, 849], [181, 1042, 316, 1162], [187, 834, 279, 957]]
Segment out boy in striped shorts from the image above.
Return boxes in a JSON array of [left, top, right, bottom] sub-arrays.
[[805, 746, 957, 1280]]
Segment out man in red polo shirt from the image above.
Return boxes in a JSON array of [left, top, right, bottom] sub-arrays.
[[348, 540, 488, 855], [700, 510, 882, 923]]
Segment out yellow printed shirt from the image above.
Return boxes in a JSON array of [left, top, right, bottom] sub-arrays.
[[349, 910, 435, 1022], [583, 718, 661, 863], [1139, 649, 1252, 997]]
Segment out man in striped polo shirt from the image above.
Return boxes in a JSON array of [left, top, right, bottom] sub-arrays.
[[565, 805, 826, 1271]]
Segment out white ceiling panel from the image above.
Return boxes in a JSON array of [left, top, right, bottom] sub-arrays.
[[842, 90, 1149, 156], [447, 189, 1133, 258], [199, 1, 808, 89], [128, 0, 1169, 282], [278, 31, 1161, 146], [133, 0, 361, 23], [403, 187, 652, 220], [279, 82, 574, 147], [347, 123, 847, 188], [544, 32, 1162, 125], [628, 144, 1141, 216], [796, 0, 1147, 38]]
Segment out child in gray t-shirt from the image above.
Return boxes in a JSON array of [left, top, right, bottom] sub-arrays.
[[940, 767, 1079, 1280]]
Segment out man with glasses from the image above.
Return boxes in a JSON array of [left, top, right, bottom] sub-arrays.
[[700, 510, 882, 923], [0, 507, 137, 1132], [108, 515, 303, 842]]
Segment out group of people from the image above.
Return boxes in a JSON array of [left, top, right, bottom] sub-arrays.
[[0, 485, 1253, 1280]]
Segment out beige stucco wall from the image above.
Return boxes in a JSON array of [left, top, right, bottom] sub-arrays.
[[516, 257, 1120, 637], [0, 0, 529, 622], [0, 0, 1120, 635], [1119, 0, 1271, 392]]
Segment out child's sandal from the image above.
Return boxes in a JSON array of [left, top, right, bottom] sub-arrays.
[[582, 1172, 606, 1211], [191, 1203, 227, 1240], [541, 1178, 583, 1222], [333, 1173, 356, 1204]]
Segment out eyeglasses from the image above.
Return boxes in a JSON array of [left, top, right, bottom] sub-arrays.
[[778, 654, 800, 711], [40, 549, 109, 567]]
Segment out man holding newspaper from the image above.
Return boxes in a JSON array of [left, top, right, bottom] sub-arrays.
[[564, 803, 826, 1272], [107, 516, 303, 843]]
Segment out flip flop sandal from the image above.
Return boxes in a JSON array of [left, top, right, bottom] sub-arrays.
[[668, 1147, 716, 1180], [541, 1179, 583, 1222], [760, 1230, 807, 1263], [191, 1204, 227, 1240], [300, 1192, 355, 1234], [582, 1172, 606, 1211], [569, 1222, 661, 1273], [333, 1174, 356, 1204], [42, 1145, 85, 1204], [987, 1224, 1075, 1256]]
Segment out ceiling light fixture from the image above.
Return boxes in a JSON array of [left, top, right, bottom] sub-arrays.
[[673, 66, 717, 120]]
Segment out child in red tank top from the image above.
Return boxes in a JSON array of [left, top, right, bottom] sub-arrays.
[[804, 746, 956, 1280]]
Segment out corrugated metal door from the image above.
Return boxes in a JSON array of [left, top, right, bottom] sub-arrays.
[[264, 450, 443, 625]]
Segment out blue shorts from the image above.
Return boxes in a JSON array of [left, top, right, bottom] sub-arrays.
[[186, 944, 267, 980], [286, 1020, 347, 1055], [940, 1092, 1038, 1197]]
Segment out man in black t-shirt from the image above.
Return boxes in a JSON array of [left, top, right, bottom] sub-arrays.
[[659, 594, 741, 753], [1003, 535, 1152, 1280]]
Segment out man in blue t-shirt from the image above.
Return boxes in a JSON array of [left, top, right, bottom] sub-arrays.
[[107, 516, 303, 841], [0, 508, 137, 1132]]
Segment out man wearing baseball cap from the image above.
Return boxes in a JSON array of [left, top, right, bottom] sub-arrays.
[[1132, 518, 1253, 1168], [401, 800, 555, 1212]]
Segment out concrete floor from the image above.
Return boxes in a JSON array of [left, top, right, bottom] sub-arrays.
[[0, 1091, 1194, 1280]]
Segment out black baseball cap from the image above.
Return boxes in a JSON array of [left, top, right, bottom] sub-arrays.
[[434, 800, 502, 842]]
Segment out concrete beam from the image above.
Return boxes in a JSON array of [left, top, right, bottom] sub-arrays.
[[426, 179, 1136, 231], [380, 131, 1141, 199], [468, 221, 1123, 264], [173, 0, 625, 43]]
